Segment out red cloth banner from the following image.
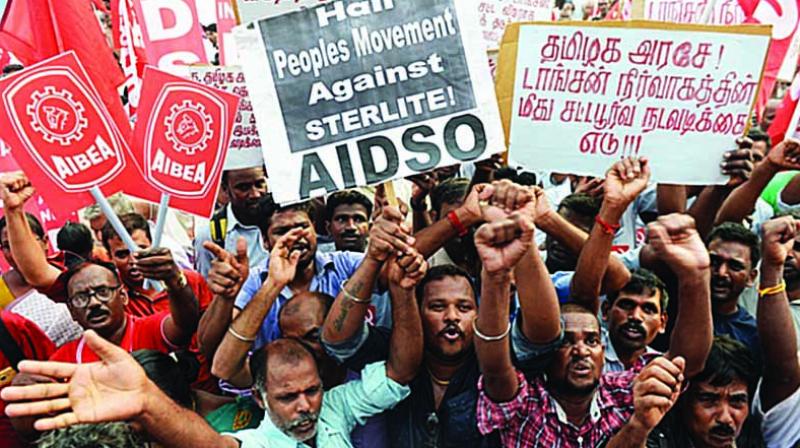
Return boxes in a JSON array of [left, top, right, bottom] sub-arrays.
[[738, 0, 800, 117], [132, 0, 208, 71], [0, 0, 129, 136], [130, 66, 239, 218], [0, 52, 156, 219]]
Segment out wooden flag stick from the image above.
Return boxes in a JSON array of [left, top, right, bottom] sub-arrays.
[[382, 180, 399, 207]]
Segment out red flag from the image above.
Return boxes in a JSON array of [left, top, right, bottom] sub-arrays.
[[111, 0, 148, 116], [768, 72, 800, 144], [738, 0, 800, 117], [0, 0, 129, 135]]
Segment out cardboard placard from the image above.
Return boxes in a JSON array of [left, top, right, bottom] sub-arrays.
[[497, 21, 771, 184], [187, 66, 264, 170]]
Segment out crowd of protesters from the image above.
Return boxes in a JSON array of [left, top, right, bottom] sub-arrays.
[[0, 0, 800, 447]]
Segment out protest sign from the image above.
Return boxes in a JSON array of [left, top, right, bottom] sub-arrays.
[[131, 66, 240, 217], [0, 52, 155, 219], [496, 21, 770, 185], [187, 66, 263, 170], [235, 0, 505, 204], [132, 0, 207, 70], [232, 0, 325, 24], [216, 0, 238, 64], [637, 0, 745, 24], [477, 0, 552, 50]]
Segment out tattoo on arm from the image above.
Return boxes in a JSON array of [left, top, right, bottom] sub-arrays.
[[333, 299, 353, 333]]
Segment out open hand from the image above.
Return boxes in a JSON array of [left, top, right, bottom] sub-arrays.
[[2, 330, 151, 431]]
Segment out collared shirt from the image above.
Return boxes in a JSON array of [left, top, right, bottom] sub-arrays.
[[476, 368, 638, 448], [601, 328, 661, 373], [234, 250, 364, 348], [228, 361, 409, 448], [49, 312, 180, 363], [194, 204, 269, 277]]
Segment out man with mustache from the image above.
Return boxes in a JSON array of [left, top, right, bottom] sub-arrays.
[[0, 251, 426, 448], [705, 222, 761, 358], [49, 260, 196, 364], [194, 167, 270, 277], [476, 205, 713, 445], [321, 182, 564, 447], [324, 190, 372, 253]]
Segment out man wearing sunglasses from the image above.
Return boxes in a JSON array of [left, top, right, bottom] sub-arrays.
[[48, 260, 197, 363]]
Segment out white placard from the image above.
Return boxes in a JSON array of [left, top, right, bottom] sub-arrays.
[[235, 0, 505, 203]]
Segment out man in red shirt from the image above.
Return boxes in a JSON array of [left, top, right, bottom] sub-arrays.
[[49, 260, 196, 363], [99, 213, 212, 317], [0, 311, 55, 448]]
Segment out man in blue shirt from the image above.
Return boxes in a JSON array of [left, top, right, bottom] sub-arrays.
[[705, 222, 761, 360]]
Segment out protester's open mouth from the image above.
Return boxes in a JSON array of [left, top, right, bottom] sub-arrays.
[[711, 279, 731, 295], [440, 326, 463, 342], [568, 360, 592, 376], [86, 308, 110, 324], [708, 432, 735, 446]]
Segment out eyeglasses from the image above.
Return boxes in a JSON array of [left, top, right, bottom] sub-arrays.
[[68, 285, 121, 308]]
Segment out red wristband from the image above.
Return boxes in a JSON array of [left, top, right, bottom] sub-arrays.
[[595, 215, 620, 235], [447, 211, 469, 237]]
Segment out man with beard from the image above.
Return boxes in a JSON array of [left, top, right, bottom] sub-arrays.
[[194, 167, 270, 276], [321, 183, 563, 447], [706, 222, 761, 357], [324, 190, 372, 253], [1, 252, 425, 448], [476, 211, 713, 446]]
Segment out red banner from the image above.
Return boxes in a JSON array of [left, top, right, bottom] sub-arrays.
[[130, 66, 239, 218], [0, 52, 156, 219], [132, 0, 207, 71], [739, 0, 800, 116], [769, 71, 800, 143]]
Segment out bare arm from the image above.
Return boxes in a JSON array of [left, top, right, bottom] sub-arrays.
[[757, 217, 800, 411], [197, 241, 249, 360], [535, 199, 630, 294], [688, 186, 732, 239], [132, 249, 199, 346], [648, 214, 713, 378], [211, 228, 307, 385], [656, 185, 687, 215], [384, 255, 425, 384], [515, 245, 561, 344], [474, 216, 535, 402], [572, 158, 648, 311], [211, 276, 282, 386], [0, 173, 61, 288], [714, 141, 798, 225], [322, 206, 410, 346]]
